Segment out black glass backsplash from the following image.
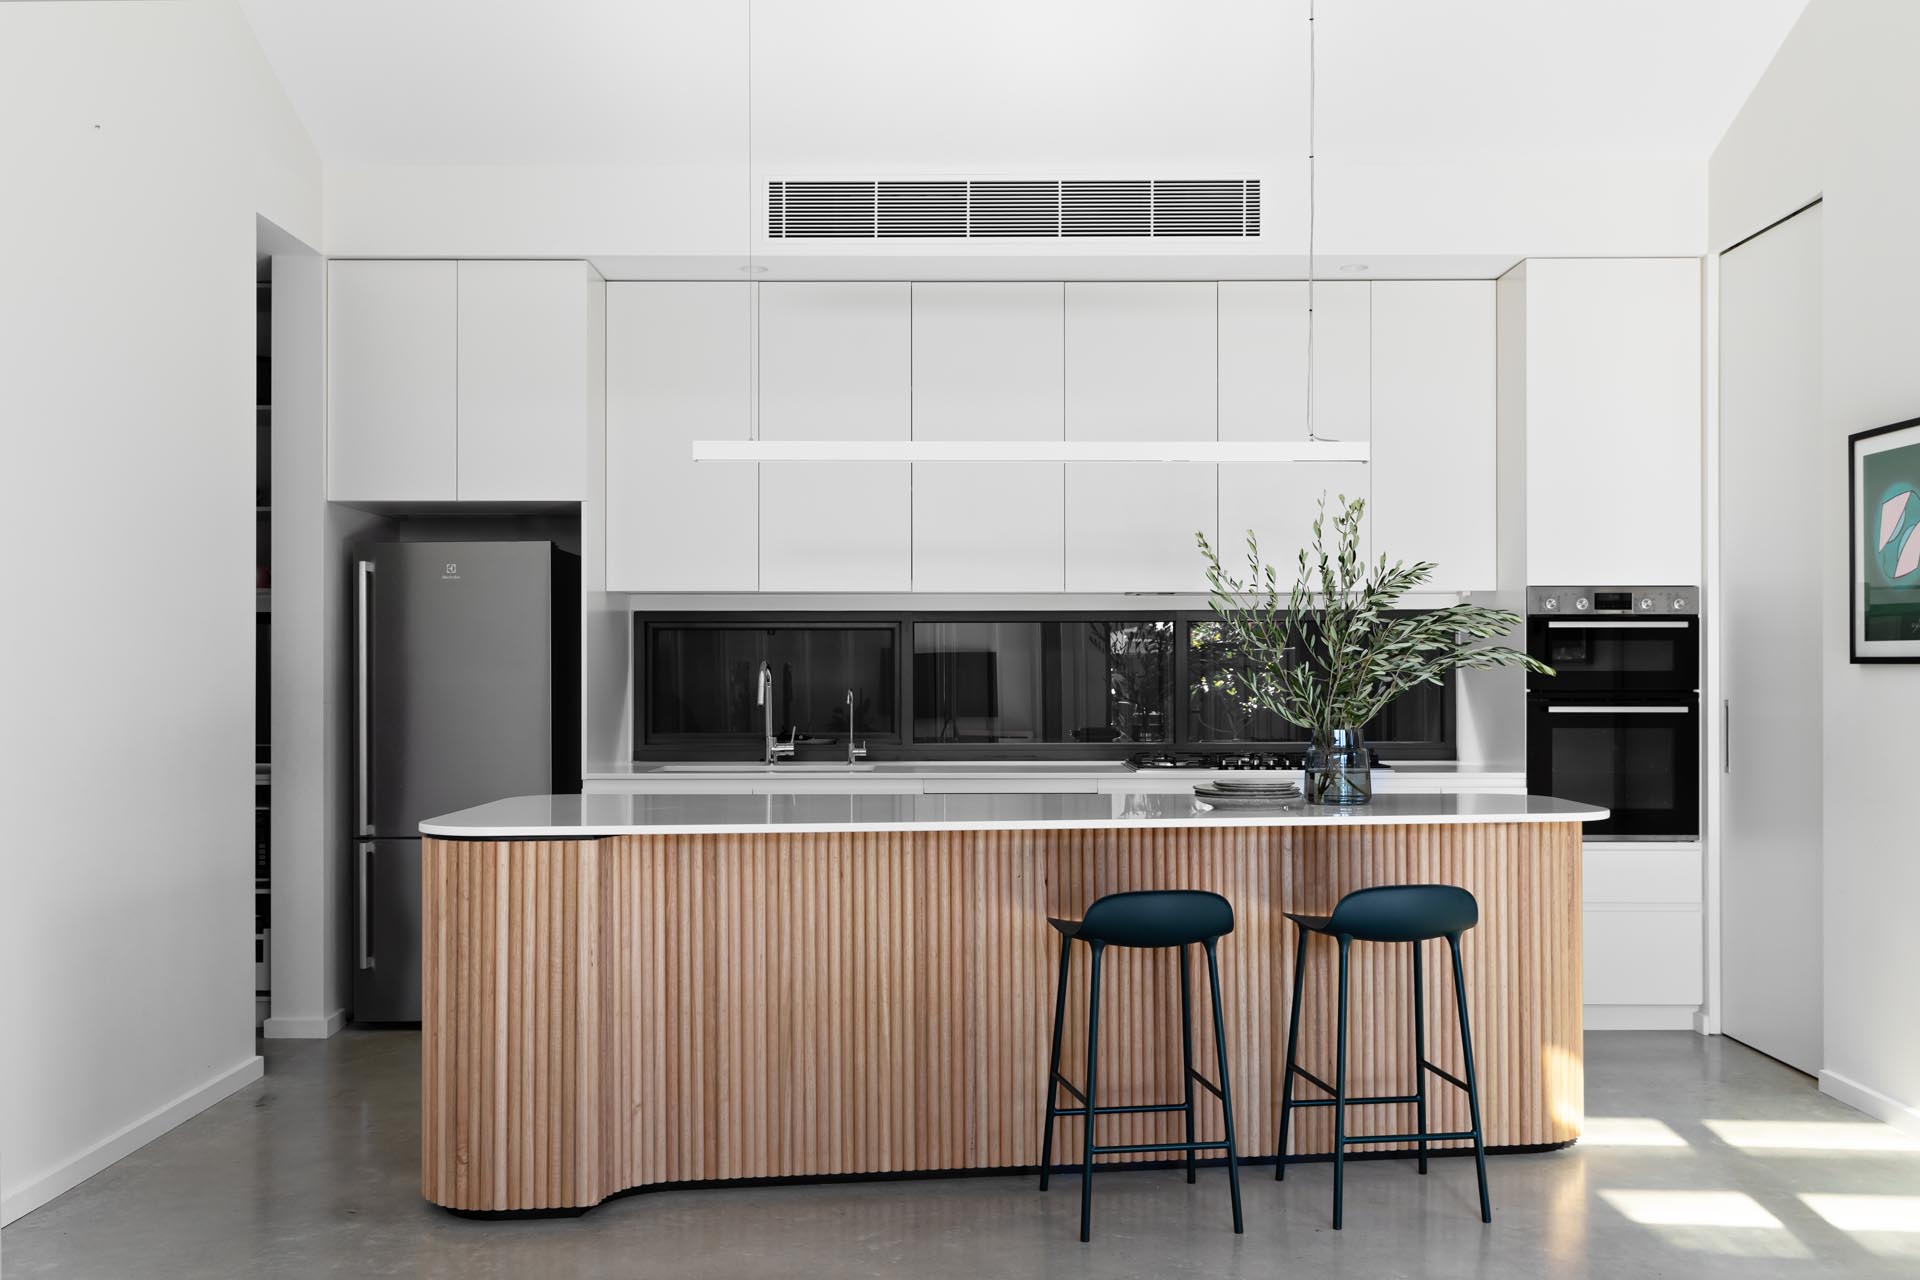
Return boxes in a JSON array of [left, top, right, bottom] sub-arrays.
[[647, 625, 896, 742], [638, 613, 1452, 759], [912, 620, 1173, 744]]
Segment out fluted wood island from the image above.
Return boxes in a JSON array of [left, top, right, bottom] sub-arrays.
[[418, 790, 1605, 1214]]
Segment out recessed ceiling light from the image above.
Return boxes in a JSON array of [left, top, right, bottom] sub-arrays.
[[1339, 264, 1369, 273]]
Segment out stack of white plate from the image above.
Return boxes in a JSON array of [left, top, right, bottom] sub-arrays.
[[1193, 776, 1303, 808]]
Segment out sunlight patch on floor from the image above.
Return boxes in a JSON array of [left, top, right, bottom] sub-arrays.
[[1582, 1117, 1689, 1148], [1704, 1120, 1920, 1154], [1801, 1194, 1920, 1258], [1598, 1189, 1809, 1258]]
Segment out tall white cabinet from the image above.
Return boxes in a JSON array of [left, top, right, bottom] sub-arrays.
[[757, 283, 913, 591], [1217, 281, 1371, 573], [1370, 281, 1496, 590], [1064, 283, 1218, 592], [911, 283, 1065, 592], [1499, 258, 1702, 587], [606, 283, 758, 591]]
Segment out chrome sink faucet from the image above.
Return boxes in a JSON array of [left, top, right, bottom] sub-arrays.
[[846, 689, 868, 766], [758, 661, 796, 764]]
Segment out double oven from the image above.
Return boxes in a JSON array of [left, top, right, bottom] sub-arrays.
[[1526, 587, 1700, 840]]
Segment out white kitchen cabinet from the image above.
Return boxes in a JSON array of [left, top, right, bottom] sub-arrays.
[[456, 261, 598, 501], [1217, 281, 1370, 577], [606, 283, 757, 591], [1370, 281, 1496, 590], [1505, 259, 1702, 586], [327, 260, 457, 501], [758, 283, 912, 591], [911, 283, 1065, 591], [1582, 844, 1704, 1026], [1064, 282, 1218, 592]]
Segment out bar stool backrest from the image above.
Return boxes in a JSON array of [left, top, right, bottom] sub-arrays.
[[1077, 890, 1235, 948], [1325, 884, 1479, 943]]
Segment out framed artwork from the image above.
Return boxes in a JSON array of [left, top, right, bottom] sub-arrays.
[[1850, 415, 1920, 662]]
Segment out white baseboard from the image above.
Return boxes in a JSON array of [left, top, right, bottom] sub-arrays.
[[1585, 1004, 1700, 1031], [1, 1054, 264, 1226], [1820, 1068, 1920, 1138], [262, 1007, 346, 1040]]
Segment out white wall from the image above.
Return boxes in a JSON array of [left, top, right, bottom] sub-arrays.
[[1709, 0, 1920, 1132], [0, 0, 321, 1223]]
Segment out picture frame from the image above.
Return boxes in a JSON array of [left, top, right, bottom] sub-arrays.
[[1849, 414, 1920, 662]]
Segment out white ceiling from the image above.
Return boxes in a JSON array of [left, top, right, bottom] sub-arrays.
[[241, 0, 1808, 169]]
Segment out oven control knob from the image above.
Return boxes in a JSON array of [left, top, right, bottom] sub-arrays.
[[1641, 597, 1654, 610], [1575, 597, 1589, 611], [1543, 597, 1558, 611], [1672, 597, 1686, 610]]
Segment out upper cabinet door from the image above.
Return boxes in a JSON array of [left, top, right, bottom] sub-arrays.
[[1370, 281, 1496, 591], [606, 283, 757, 592], [1519, 259, 1702, 585], [758, 283, 912, 592], [327, 260, 457, 502], [912, 283, 1065, 592], [456, 261, 596, 501], [1217, 281, 1370, 576], [1064, 282, 1218, 592]]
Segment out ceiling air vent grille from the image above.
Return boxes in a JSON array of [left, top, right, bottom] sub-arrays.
[[767, 178, 1260, 239]]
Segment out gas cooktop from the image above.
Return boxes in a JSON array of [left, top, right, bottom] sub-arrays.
[[1127, 750, 1299, 771], [1125, 750, 1392, 772]]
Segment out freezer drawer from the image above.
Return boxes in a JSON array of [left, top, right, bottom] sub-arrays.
[[353, 838, 422, 1023]]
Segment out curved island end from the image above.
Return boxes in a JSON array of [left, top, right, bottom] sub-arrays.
[[418, 791, 1606, 1214]]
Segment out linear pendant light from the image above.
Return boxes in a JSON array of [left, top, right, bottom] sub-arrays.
[[693, 1, 1361, 467], [690, 439, 1369, 463]]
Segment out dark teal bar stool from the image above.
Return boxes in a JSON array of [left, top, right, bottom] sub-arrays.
[[1039, 889, 1245, 1243], [1273, 884, 1491, 1229]]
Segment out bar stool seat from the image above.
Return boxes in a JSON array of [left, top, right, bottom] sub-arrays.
[[1040, 889, 1244, 1242], [1275, 884, 1492, 1230]]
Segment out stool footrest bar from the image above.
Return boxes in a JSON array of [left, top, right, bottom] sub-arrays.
[[1285, 1093, 1422, 1109], [1091, 1141, 1233, 1156], [1341, 1130, 1479, 1146], [1051, 1101, 1192, 1118]]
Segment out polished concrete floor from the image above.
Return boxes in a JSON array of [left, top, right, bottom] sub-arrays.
[[8, 1031, 1920, 1278]]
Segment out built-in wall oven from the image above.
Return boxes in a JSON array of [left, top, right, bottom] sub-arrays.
[[1526, 586, 1700, 840]]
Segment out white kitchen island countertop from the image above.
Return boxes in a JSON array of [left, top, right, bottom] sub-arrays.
[[423, 790, 1605, 838]]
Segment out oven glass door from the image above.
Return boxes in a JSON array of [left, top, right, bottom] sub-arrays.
[[1527, 618, 1700, 696], [1527, 699, 1700, 839]]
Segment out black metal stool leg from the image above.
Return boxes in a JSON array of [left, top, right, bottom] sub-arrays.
[[1449, 934, 1492, 1224], [1275, 927, 1308, 1181], [1412, 939, 1430, 1176], [1039, 934, 1071, 1192], [1179, 945, 1197, 1185], [1204, 939, 1245, 1234], [1333, 934, 1351, 1230], [1079, 941, 1106, 1243]]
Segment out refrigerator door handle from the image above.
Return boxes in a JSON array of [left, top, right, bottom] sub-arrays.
[[358, 841, 375, 970], [356, 559, 374, 838]]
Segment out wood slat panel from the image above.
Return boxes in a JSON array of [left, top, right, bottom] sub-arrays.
[[422, 821, 1583, 1211]]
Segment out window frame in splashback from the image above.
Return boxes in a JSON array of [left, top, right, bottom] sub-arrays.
[[632, 610, 1456, 763]]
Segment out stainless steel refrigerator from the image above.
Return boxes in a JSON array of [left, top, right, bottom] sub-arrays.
[[353, 541, 580, 1022]]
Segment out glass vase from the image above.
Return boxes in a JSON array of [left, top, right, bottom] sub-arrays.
[[1304, 727, 1372, 805]]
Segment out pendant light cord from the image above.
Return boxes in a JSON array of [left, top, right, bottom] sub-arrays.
[[1305, 0, 1317, 444]]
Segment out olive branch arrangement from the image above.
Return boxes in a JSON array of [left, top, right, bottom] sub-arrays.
[[1196, 495, 1551, 743]]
